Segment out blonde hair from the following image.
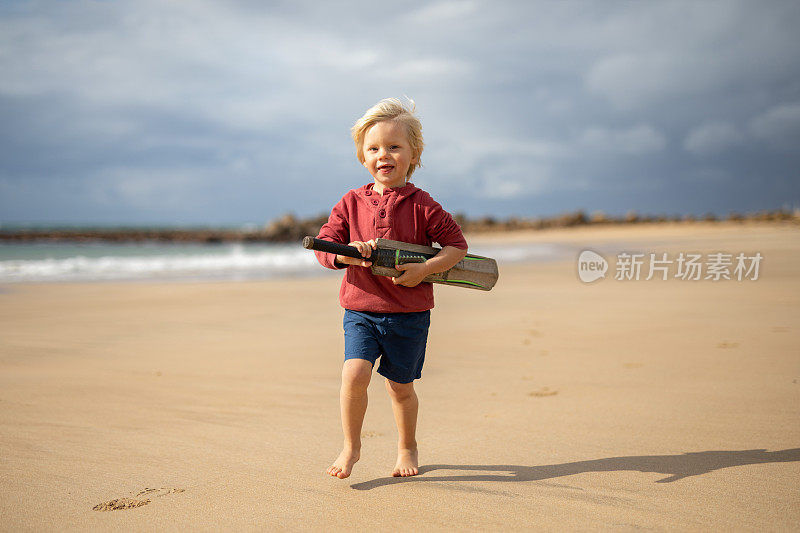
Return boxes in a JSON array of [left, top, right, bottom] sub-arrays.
[[351, 97, 424, 179]]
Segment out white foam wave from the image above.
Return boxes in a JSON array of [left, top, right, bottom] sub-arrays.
[[0, 244, 320, 283], [470, 243, 566, 263], [0, 242, 568, 283]]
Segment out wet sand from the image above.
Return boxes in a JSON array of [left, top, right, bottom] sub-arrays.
[[0, 223, 798, 530]]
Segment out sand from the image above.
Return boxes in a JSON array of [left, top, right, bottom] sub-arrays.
[[1, 223, 798, 531]]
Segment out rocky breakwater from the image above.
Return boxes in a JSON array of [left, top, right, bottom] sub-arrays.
[[0, 214, 330, 244], [453, 208, 800, 233], [1, 209, 797, 244]]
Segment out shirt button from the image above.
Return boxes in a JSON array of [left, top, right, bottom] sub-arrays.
[[365, 190, 372, 196], [379, 209, 386, 218], [372, 199, 379, 205]]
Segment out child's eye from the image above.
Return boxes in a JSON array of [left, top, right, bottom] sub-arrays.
[[367, 147, 378, 152], [390, 145, 400, 150]]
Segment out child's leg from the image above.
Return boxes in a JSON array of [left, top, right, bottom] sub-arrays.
[[385, 378, 419, 477], [327, 358, 373, 479]]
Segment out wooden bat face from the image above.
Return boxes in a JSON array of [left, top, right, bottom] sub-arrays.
[[371, 239, 498, 291]]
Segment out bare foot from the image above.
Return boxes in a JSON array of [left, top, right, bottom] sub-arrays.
[[327, 448, 360, 479], [392, 448, 419, 477]]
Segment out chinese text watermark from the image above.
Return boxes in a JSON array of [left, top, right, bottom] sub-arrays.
[[577, 251, 762, 283]]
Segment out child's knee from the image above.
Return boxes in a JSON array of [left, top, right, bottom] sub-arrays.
[[385, 379, 415, 401], [342, 359, 373, 390]]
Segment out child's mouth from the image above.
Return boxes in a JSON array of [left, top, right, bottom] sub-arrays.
[[378, 164, 394, 174]]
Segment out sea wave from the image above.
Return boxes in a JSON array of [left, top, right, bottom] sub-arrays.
[[0, 241, 566, 283], [0, 244, 319, 283]]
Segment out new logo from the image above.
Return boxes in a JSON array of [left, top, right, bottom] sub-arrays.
[[577, 250, 608, 283]]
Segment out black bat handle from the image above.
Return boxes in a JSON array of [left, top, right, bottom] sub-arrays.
[[302, 236, 365, 260]]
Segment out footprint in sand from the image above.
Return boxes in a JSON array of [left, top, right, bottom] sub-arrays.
[[528, 387, 558, 398], [135, 487, 185, 498], [522, 329, 542, 346], [93, 487, 185, 512], [360, 431, 383, 438], [92, 499, 150, 512], [716, 341, 739, 349]]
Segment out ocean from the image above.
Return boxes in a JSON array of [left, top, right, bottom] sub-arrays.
[[0, 240, 566, 284]]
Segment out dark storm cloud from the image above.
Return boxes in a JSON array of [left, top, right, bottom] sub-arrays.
[[1, 0, 798, 224]]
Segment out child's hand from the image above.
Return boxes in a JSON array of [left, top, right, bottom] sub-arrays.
[[336, 240, 377, 267], [392, 262, 431, 287]]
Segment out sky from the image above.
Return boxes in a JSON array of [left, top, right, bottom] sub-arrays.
[[1, 0, 799, 226]]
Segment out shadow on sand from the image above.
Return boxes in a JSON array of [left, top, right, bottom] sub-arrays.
[[350, 448, 800, 490]]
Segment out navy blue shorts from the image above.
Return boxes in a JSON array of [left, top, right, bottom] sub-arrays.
[[343, 309, 431, 384]]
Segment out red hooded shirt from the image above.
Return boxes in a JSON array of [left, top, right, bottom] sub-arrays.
[[314, 183, 468, 313]]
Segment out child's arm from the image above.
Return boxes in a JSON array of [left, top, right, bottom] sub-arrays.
[[314, 196, 353, 270], [392, 245, 468, 287]]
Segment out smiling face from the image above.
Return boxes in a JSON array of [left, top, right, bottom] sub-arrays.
[[361, 120, 418, 194]]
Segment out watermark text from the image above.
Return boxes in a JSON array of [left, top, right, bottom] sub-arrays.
[[577, 251, 762, 282]]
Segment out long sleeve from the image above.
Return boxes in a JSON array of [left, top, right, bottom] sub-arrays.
[[314, 197, 350, 270], [425, 199, 468, 250]]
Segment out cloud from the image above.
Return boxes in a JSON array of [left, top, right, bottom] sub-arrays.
[[406, 0, 479, 24], [584, 2, 800, 109], [1, 0, 799, 223], [579, 125, 666, 155], [388, 58, 473, 79], [586, 53, 693, 109], [92, 166, 208, 211], [476, 161, 551, 199], [464, 138, 567, 160], [684, 121, 744, 155], [749, 102, 800, 150]]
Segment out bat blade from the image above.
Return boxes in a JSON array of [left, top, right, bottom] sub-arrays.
[[372, 238, 498, 291]]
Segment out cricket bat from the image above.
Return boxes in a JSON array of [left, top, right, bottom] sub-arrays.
[[302, 236, 498, 291]]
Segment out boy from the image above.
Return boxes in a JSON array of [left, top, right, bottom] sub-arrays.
[[314, 98, 468, 479]]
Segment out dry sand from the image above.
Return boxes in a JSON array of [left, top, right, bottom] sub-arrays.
[[1, 223, 798, 531]]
